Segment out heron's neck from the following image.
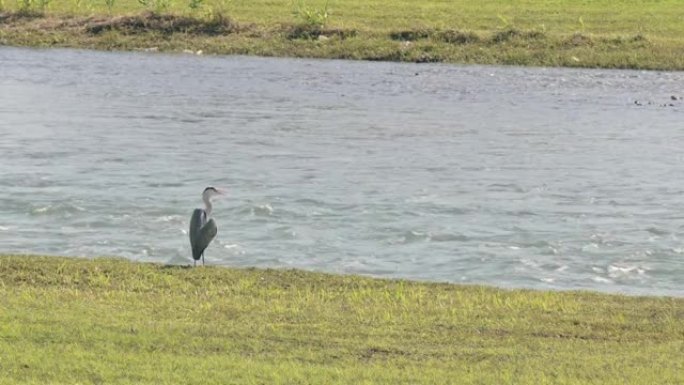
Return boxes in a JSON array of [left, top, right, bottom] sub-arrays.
[[203, 196, 213, 217]]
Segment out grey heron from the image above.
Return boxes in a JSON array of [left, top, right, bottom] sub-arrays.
[[189, 186, 223, 266]]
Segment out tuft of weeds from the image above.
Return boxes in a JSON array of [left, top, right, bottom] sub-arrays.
[[286, 23, 355, 40], [292, 0, 329, 28], [34, 0, 49, 11], [564, 31, 593, 47], [104, 0, 115, 14], [286, 0, 331, 40], [491, 28, 545, 44], [389, 29, 479, 44], [205, 0, 230, 21], [86, 11, 237, 35], [16, 0, 31, 13], [202, 9, 235, 34], [285, 23, 318, 39], [325, 27, 356, 39], [187, 0, 203, 15], [70, 0, 93, 13], [138, 0, 172, 14], [436, 29, 480, 44], [578, 16, 586, 33], [10, 0, 44, 17], [389, 28, 432, 41], [603, 33, 649, 48]]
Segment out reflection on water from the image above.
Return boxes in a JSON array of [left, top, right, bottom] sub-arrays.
[[1, 47, 683, 296]]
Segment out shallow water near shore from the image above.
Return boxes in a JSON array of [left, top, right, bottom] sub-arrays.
[[1, 46, 683, 296]]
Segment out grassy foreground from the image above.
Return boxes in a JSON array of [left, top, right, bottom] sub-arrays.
[[1, 0, 684, 69], [0, 255, 682, 384]]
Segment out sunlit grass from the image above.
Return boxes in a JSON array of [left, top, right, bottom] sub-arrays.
[[0, 254, 682, 384], [4, 0, 682, 36], [0, 0, 683, 69]]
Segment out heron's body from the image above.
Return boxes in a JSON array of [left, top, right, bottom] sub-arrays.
[[188, 187, 222, 266]]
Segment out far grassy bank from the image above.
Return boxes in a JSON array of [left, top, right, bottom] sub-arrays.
[[0, 254, 682, 384], [1, 0, 684, 70]]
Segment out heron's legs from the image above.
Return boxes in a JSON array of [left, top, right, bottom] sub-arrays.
[[202, 254, 205, 266]]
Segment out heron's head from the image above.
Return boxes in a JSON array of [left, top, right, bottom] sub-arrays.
[[202, 186, 224, 201]]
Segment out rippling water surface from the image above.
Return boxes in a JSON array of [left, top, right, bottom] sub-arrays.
[[1, 47, 683, 296]]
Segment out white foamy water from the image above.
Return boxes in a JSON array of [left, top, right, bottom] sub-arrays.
[[1, 47, 683, 296]]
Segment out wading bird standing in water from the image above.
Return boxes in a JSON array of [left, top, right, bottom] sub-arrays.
[[189, 187, 223, 266]]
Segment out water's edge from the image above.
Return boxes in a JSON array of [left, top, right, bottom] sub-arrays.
[[2, 47, 683, 297], [6, 253, 681, 299]]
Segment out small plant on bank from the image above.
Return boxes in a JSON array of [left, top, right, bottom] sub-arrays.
[[292, 0, 329, 29], [287, 0, 331, 39], [138, 0, 172, 14], [188, 0, 203, 13], [497, 14, 512, 29], [72, 0, 94, 13], [104, 0, 115, 13], [34, 0, 50, 11], [204, 0, 231, 27], [15, 0, 49, 14], [17, 0, 32, 13]]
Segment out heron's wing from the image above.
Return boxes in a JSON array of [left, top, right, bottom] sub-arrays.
[[190, 209, 206, 260], [189, 209, 205, 252], [189, 209, 217, 261], [193, 219, 217, 261]]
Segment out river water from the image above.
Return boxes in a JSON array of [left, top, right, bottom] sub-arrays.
[[1, 47, 683, 296]]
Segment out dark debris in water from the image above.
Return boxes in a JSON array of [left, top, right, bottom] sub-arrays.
[[633, 95, 682, 108]]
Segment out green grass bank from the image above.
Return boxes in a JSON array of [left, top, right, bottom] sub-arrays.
[[0, 255, 682, 384], [1, 0, 684, 70]]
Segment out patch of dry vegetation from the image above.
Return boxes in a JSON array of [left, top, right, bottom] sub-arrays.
[[85, 11, 237, 35]]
